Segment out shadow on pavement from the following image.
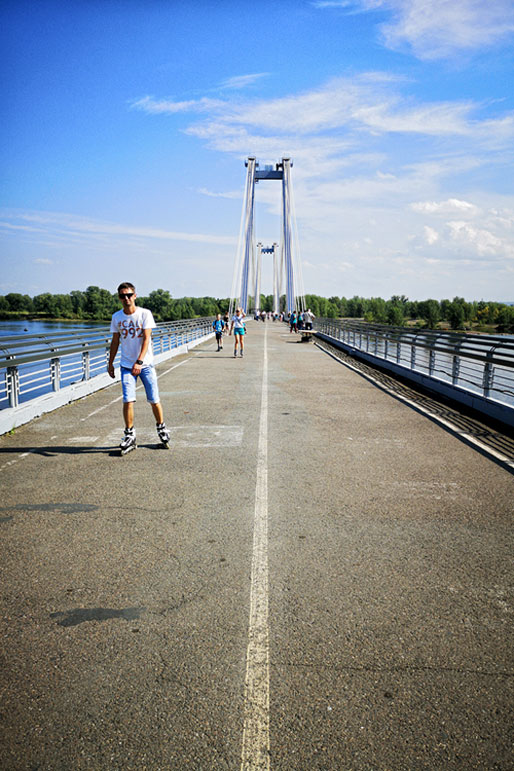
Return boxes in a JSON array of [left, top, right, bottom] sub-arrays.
[[0, 443, 168, 457]]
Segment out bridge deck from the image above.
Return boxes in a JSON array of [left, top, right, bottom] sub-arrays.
[[1, 322, 512, 769]]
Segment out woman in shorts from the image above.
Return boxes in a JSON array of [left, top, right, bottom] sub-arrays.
[[230, 307, 246, 358]]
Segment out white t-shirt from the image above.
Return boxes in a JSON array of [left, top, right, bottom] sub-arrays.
[[110, 307, 156, 367], [232, 314, 245, 330]]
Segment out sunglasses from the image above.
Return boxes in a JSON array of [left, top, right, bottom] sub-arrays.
[[119, 293, 134, 299]]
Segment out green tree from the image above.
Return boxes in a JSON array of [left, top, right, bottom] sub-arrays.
[[70, 290, 86, 317], [6, 293, 33, 312], [406, 300, 419, 319], [33, 293, 58, 316], [145, 289, 173, 320], [54, 294, 74, 318], [368, 297, 387, 323], [387, 303, 405, 326], [496, 305, 514, 333], [447, 297, 467, 329], [84, 286, 116, 319], [347, 296, 367, 317], [418, 299, 440, 328]]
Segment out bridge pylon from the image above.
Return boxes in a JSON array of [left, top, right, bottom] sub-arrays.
[[229, 158, 305, 316]]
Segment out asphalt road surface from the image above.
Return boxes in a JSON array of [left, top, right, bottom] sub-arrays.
[[1, 322, 512, 770]]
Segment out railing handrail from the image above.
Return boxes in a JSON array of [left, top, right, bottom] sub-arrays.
[[0, 318, 212, 347], [316, 319, 514, 370], [0, 318, 215, 369], [320, 319, 514, 349]]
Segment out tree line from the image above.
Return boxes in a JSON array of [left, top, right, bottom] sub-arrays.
[[1, 287, 513, 332], [302, 294, 514, 332], [0, 287, 226, 323]]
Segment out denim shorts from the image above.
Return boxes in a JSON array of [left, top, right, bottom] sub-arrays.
[[121, 365, 160, 404]]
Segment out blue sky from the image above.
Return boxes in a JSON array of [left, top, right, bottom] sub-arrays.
[[1, 0, 514, 301]]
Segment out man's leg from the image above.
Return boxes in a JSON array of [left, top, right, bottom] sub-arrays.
[[140, 366, 169, 441], [120, 368, 136, 429], [123, 401, 135, 428], [151, 402, 164, 424]]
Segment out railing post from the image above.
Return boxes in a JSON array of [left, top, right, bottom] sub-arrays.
[[411, 342, 416, 370], [452, 355, 460, 386], [384, 334, 389, 361], [6, 365, 20, 408], [483, 356, 494, 398], [50, 357, 61, 391], [429, 346, 436, 377], [82, 350, 90, 380], [396, 340, 401, 364]]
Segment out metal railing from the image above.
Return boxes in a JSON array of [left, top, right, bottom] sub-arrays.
[[315, 319, 514, 411], [0, 318, 214, 410]]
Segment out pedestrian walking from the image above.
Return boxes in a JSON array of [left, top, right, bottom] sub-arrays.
[[230, 307, 246, 357], [108, 282, 170, 455], [303, 308, 316, 330], [213, 313, 225, 351]]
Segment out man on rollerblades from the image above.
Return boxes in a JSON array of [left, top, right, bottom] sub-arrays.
[[108, 282, 170, 455]]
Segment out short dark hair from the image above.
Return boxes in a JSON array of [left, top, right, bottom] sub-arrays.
[[117, 282, 135, 293]]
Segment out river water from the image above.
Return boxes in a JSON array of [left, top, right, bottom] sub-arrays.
[[0, 319, 111, 409], [0, 319, 108, 336]]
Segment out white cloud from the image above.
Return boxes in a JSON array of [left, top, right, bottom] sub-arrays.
[[409, 198, 514, 261], [380, 0, 514, 60], [447, 220, 514, 258], [411, 198, 479, 215], [130, 96, 222, 114], [33, 257, 53, 264], [312, 1, 357, 7], [0, 210, 237, 249], [315, 0, 514, 60], [168, 75, 514, 157], [424, 226, 439, 244], [197, 187, 242, 200], [219, 73, 268, 90]]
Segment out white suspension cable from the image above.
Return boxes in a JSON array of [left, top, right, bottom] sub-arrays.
[[289, 169, 306, 312], [229, 169, 251, 317]]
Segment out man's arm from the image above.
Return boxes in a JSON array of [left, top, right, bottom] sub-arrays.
[[108, 332, 120, 378], [131, 328, 152, 375]]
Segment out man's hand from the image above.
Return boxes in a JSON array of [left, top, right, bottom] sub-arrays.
[[131, 362, 142, 376], [108, 363, 115, 379]]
